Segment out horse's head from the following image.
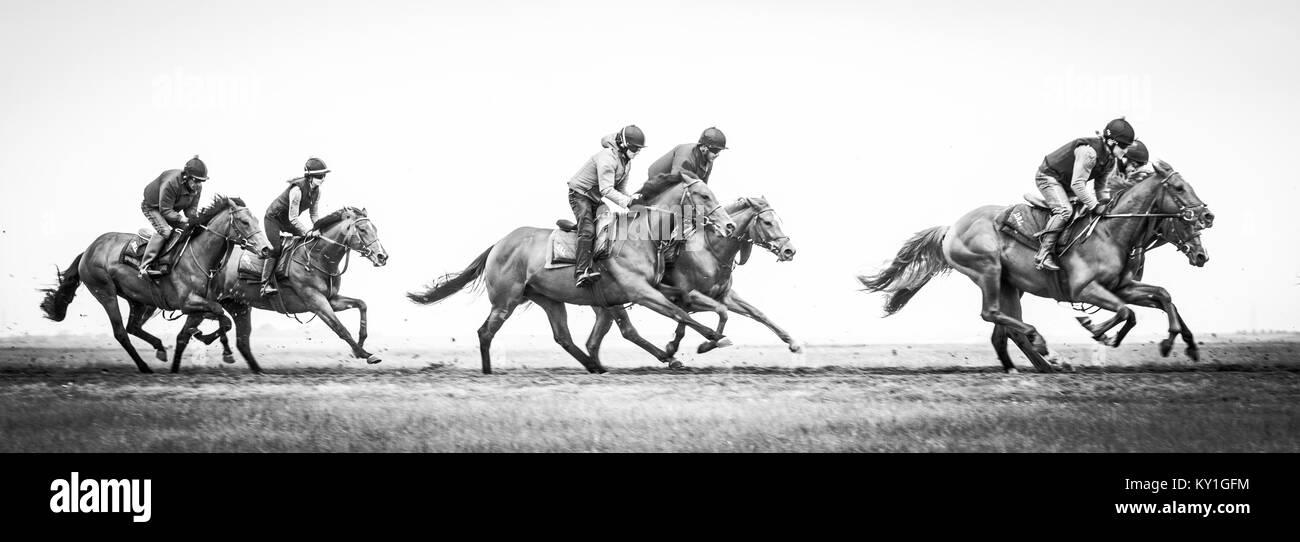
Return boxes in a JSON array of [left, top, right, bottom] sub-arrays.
[[1156, 213, 1209, 267], [638, 171, 736, 237], [732, 197, 796, 263], [315, 207, 388, 267], [1150, 160, 1214, 230], [201, 196, 272, 258]]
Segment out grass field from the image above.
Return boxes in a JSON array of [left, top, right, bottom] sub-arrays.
[[2, 334, 1298, 452]]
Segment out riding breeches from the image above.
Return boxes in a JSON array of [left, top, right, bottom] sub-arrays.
[[264, 217, 287, 258], [1034, 172, 1073, 235], [568, 189, 598, 273], [141, 203, 175, 236]]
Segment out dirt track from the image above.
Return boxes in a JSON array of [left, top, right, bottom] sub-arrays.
[[2, 335, 1298, 452]]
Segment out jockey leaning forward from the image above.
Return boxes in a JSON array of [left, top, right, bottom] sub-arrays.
[[566, 125, 645, 287], [260, 157, 329, 296], [138, 155, 208, 276]]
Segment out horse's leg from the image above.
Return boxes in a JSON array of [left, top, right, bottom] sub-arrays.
[[225, 302, 262, 374], [527, 295, 602, 374], [996, 286, 1057, 372], [328, 294, 369, 349], [1175, 311, 1200, 362], [663, 323, 688, 359], [329, 294, 372, 353], [626, 283, 727, 342], [1114, 281, 1193, 357], [1075, 283, 1137, 347], [956, 262, 1053, 371], [171, 312, 206, 374], [125, 300, 167, 362], [303, 292, 377, 363], [721, 289, 804, 353], [680, 291, 732, 354], [991, 325, 1014, 372], [605, 306, 677, 367], [477, 302, 519, 375], [585, 308, 617, 370], [87, 285, 153, 373]]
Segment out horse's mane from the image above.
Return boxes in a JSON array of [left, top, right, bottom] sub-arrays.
[[313, 206, 367, 231], [635, 173, 687, 202], [191, 195, 246, 226]]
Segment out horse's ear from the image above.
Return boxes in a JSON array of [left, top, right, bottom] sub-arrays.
[[361, 207, 367, 215], [737, 243, 753, 266]]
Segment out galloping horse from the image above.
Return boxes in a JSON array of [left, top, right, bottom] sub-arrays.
[[860, 161, 1213, 372], [407, 172, 738, 374], [585, 196, 801, 368], [209, 207, 389, 372], [39, 196, 272, 373]]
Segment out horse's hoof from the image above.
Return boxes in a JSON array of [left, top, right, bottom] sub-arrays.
[[697, 342, 716, 354], [1186, 347, 1200, 362], [1159, 340, 1173, 357], [714, 337, 734, 349], [1005, 367, 1019, 375], [667, 359, 684, 369], [366, 354, 382, 364], [789, 341, 805, 354], [155, 349, 167, 362], [222, 353, 237, 364]]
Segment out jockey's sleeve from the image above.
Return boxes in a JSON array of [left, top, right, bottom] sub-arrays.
[[596, 152, 633, 208], [309, 190, 321, 223], [1070, 145, 1101, 208], [158, 175, 184, 224], [287, 186, 312, 235]]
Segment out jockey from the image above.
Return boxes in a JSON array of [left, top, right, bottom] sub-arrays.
[[646, 126, 727, 183], [1033, 118, 1136, 271], [567, 125, 645, 287], [139, 155, 208, 276], [259, 157, 328, 295]]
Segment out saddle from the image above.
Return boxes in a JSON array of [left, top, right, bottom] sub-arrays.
[[120, 229, 185, 275], [998, 194, 1094, 253], [547, 207, 618, 268], [236, 236, 304, 284]]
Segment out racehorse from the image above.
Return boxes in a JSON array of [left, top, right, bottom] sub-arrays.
[[407, 172, 738, 374], [39, 196, 272, 373], [859, 161, 1213, 372], [584, 196, 801, 369], [207, 206, 389, 372]]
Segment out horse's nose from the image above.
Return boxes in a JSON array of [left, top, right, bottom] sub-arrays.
[[724, 223, 736, 235], [1193, 251, 1208, 267], [260, 247, 272, 258], [781, 246, 796, 260], [1203, 212, 1215, 227], [377, 252, 389, 265]]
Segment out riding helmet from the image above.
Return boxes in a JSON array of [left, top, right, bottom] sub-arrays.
[[304, 157, 330, 178], [618, 125, 646, 149], [1125, 140, 1149, 166], [699, 127, 728, 150], [1103, 118, 1136, 147], [184, 155, 208, 182]]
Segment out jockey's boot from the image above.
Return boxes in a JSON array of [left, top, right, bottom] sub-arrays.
[[259, 257, 279, 296], [1034, 232, 1062, 271], [137, 232, 168, 277], [575, 236, 600, 287]]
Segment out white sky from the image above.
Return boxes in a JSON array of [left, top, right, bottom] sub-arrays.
[[1, 0, 1297, 346]]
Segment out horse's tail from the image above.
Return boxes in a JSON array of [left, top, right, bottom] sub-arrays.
[[40, 253, 84, 322], [857, 226, 951, 316], [407, 246, 494, 305]]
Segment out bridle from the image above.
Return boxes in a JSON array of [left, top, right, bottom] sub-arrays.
[[729, 201, 789, 254], [197, 208, 264, 252], [1103, 173, 1207, 224], [298, 216, 383, 277]]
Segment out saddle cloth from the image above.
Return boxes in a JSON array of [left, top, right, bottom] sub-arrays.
[[998, 194, 1092, 252], [119, 229, 184, 274], [547, 208, 618, 269], [236, 236, 303, 283]]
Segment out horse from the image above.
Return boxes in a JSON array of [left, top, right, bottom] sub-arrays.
[[584, 196, 801, 369], [39, 196, 272, 373], [859, 161, 1213, 372], [407, 172, 738, 374], [205, 207, 389, 372]]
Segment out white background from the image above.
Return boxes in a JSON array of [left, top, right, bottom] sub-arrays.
[[1, 0, 1296, 346]]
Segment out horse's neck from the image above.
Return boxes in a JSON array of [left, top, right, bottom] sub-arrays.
[[314, 222, 351, 260], [695, 205, 753, 263], [1101, 179, 1161, 250], [174, 215, 231, 273]]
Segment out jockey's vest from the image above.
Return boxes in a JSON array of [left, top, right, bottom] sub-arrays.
[[265, 178, 320, 226], [1039, 137, 1114, 186]]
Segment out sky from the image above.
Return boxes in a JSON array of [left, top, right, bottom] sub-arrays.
[[1, 0, 1297, 347]]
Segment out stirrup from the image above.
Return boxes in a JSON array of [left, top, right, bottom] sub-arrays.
[[260, 284, 279, 296], [575, 270, 601, 287], [1034, 252, 1060, 272]]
